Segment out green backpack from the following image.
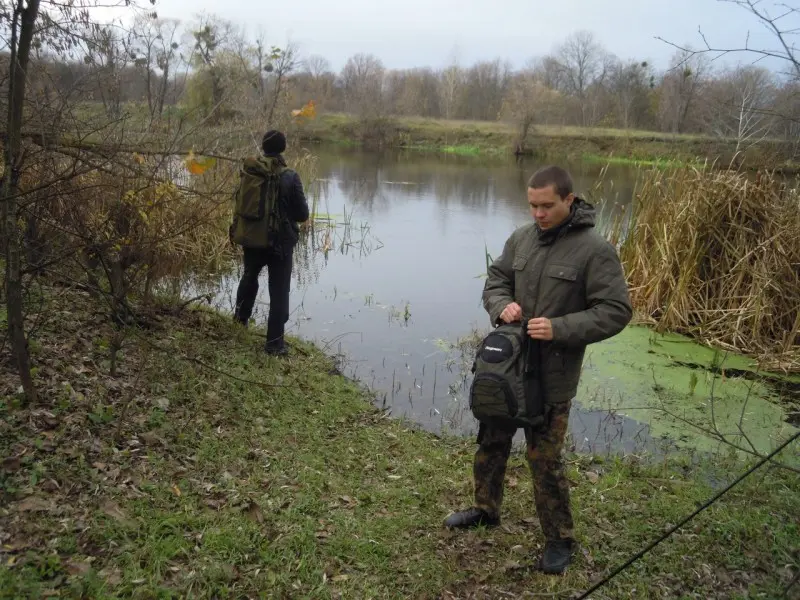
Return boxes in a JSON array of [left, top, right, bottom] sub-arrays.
[[469, 323, 545, 430], [230, 156, 288, 249]]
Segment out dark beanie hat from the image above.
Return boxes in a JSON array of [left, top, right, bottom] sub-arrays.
[[262, 130, 286, 155]]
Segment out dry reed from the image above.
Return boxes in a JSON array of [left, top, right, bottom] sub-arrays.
[[609, 166, 800, 371]]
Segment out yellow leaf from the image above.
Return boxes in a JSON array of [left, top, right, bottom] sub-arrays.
[[171, 484, 182, 497], [292, 100, 317, 120], [185, 154, 216, 175]]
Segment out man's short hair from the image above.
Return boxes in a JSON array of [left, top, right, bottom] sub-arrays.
[[527, 166, 573, 199]]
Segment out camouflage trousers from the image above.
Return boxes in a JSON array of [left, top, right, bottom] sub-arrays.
[[473, 400, 574, 541]]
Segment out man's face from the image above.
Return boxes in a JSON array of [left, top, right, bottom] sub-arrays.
[[527, 185, 574, 230]]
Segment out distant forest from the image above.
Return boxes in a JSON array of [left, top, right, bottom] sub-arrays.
[[2, 9, 798, 156]]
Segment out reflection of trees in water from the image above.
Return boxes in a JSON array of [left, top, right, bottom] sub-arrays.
[[313, 147, 637, 224], [291, 215, 384, 290], [293, 229, 325, 289]]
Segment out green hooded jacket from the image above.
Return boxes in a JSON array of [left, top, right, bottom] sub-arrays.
[[482, 199, 633, 406]]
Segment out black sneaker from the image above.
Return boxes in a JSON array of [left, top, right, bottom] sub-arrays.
[[539, 539, 577, 574], [443, 507, 500, 529]]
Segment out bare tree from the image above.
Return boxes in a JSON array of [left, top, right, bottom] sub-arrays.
[[386, 67, 440, 117], [341, 53, 385, 118], [264, 42, 298, 127], [461, 59, 511, 121], [772, 80, 800, 158], [555, 30, 610, 126], [186, 15, 233, 122], [132, 15, 181, 123], [658, 0, 799, 81], [609, 60, 654, 129], [80, 22, 134, 119], [500, 69, 563, 152], [704, 66, 776, 155], [438, 61, 463, 120], [301, 55, 335, 109], [658, 50, 710, 133], [1, 0, 43, 404]]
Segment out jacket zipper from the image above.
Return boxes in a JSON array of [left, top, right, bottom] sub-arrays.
[[524, 242, 553, 375]]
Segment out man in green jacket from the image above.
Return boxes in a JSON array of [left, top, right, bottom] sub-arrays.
[[444, 165, 633, 574]]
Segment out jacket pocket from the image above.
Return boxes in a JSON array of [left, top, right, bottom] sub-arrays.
[[512, 254, 528, 305], [545, 264, 579, 282], [544, 348, 566, 374]]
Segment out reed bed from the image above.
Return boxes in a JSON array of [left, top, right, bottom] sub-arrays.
[[610, 167, 800, 371]]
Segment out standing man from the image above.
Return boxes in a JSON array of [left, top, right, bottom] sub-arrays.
[[444, 166, 632, 574], [231, 130, 309, 356]]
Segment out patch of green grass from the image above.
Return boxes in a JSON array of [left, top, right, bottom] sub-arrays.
[[582, 153, 694, 169], [441, 144, 482, 156], [0, 287, 798, 598]]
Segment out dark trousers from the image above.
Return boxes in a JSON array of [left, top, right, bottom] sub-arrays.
[[234, 247, 293, 349], [473, 400, 574, 541]]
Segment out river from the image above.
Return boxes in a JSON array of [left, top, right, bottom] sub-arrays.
[[209, 145, 798, 460]]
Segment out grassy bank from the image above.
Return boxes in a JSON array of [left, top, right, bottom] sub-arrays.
[[295, 113, 800, 171], [1, 286, 798, 599]]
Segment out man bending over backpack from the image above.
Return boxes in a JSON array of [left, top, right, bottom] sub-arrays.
[[444, 166, 632, 574], [230, 130, 309, 356]]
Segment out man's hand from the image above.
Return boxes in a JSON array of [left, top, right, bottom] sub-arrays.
[[527, 317, 553, 341], [499, 302, 522, 324]]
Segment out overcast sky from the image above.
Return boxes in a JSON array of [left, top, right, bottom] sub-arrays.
[[141, 0, 789, 73]]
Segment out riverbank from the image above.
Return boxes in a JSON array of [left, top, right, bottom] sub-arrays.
[[1, 286, 797, 598], [295, 113, 800, 172]]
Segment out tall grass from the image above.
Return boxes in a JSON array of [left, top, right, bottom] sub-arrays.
[[610, 166, 800, 370]]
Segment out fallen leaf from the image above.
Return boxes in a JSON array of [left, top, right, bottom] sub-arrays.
[[244, 501, 264, 524], [386, 475, 402, 480], [139, 431, 161, 446], [507, 476, 519, 488], [338, 495, 358, 508], [504, 560, 523, 571], [1, 456, 21, 473], [101, 500, 134, 526], [15, 496, 51, 513], [66, 559, 92, 576], [171, 484, 182, 497], [585, 471, 600, 484], [100, 568, 123, 585], [332, 574, 349, 582]]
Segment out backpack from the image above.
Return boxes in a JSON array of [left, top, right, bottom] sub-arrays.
[[230, 157, 288, 249], [469, 323, 545, 430]]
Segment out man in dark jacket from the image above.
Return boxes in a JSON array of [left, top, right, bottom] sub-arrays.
[[232, 130, 310, 355], [444, 166, 632, 574]]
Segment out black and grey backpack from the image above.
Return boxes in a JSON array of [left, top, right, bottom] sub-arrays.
[[469, 323, 545, 429]]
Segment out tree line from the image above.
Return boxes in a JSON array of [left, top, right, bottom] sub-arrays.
[[11, 9, 798, 159]]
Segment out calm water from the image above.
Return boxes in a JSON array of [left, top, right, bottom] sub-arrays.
[[210, 146, 795, 459], [212, 146, 664, 454]]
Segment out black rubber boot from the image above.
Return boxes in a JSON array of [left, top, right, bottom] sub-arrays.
[[443, 507, 500, 529], [539, 539, 577, 574], [265, 342, 289, 357]]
